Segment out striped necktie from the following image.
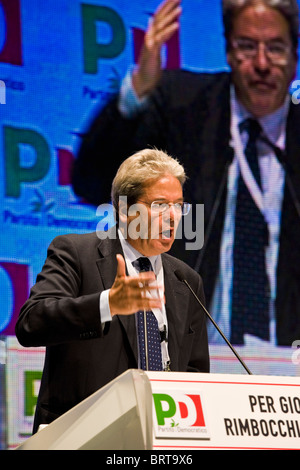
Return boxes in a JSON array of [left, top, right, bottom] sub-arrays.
[[132, 257, 162, 371], [231, 118, 270, 344]]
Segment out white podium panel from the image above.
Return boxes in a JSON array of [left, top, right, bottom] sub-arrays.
[[16, 369, 153, 450], [147, 371, 300, 450], [16, 369, 300, 450]]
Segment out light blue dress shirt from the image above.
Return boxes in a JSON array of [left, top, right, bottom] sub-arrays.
[[208, 88, 288, 345]]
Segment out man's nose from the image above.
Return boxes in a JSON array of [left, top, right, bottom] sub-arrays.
[[162, 205, 177, 224], [254, 43, 271, 72]]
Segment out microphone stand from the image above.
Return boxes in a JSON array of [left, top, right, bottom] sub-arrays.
[[175, 270, 252, 375], [144, 309, 149, 371]]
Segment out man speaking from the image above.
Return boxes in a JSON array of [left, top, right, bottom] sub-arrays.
[[15, 148, 209, 433]]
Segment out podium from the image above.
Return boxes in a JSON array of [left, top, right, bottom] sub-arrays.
[[16, 369, 153, 450], [16, 370, 300, 450]]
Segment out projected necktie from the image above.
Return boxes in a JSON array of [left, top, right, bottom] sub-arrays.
[[231, 118, 270, 344], [132, 257, 162, 371]]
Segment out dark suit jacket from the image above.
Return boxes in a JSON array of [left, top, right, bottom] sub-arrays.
[[15, 231, 209, 433], [72, 71, 300, 346]]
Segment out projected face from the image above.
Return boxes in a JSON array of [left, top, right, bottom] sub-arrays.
[[227, 4, 297, 117]]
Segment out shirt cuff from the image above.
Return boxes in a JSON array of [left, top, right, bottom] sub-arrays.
[[99, 289, 112, 325], [118, 67, 149, 118]]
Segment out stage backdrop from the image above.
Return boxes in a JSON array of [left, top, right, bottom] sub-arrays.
[[1, 0, 300, 449]]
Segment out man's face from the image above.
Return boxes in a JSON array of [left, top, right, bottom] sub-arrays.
[[122, 174, 183, 257], [227, 4, 297, 117]]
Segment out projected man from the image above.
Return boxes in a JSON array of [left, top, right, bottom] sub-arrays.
[[72, 0, 300, 347]]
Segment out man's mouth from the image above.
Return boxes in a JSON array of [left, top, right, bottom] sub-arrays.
[[250, 80, 276, 91]]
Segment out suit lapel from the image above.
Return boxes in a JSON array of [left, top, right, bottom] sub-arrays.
[[95, 232, 122, 290], [191, 74, 233, 302], [184, 73, 232, 212], [95, 233, 138, 363], [162, 255, 187, 371], [276, 102, 300, 332]]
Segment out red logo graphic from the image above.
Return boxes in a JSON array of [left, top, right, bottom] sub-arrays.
[[178, 394, 206, 427], [0, 0, 23, 65]]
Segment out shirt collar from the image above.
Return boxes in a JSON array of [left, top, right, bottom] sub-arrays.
[[118, 228, 159, 273], [231, 85, 289, 143]]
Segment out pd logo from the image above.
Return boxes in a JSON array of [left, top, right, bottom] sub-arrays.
[[81, 4, 181, 74], [152, 391, 210, 439], [3, 125, 76, 198]]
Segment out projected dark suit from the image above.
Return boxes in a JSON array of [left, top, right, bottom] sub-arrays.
[[72, 71, 300, 346]]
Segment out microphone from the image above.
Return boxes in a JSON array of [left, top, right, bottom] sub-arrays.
[[174, 269, 252, 375]]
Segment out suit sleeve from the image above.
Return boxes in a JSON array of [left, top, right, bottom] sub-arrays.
[[72, 75, 171, 206], [15, 236, 103, 347]]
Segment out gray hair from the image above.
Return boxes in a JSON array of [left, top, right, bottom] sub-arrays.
[[111, 148, 186, 216], [222, 0, 299, 51]]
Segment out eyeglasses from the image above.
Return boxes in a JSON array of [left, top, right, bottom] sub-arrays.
[[138, 200, 191, 215], [231, 38, 292, 65]]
